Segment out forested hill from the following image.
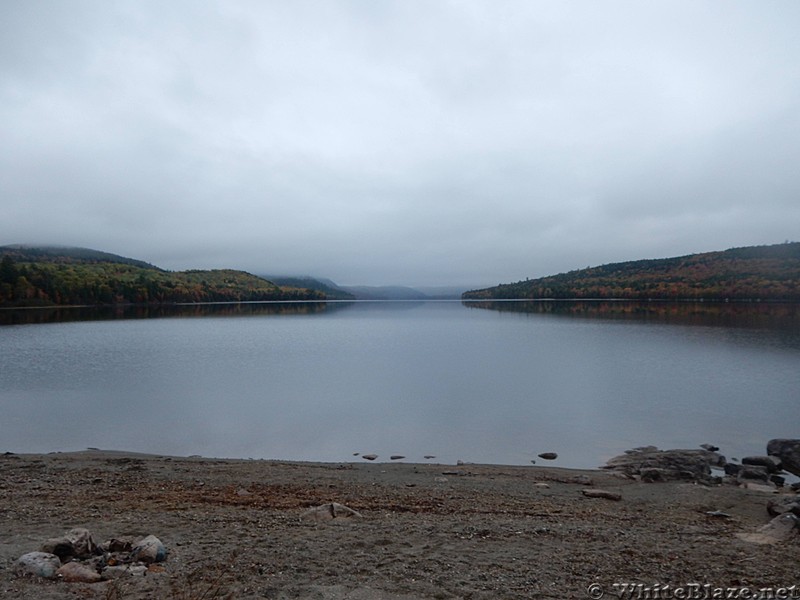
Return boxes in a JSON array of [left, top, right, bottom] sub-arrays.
[[463, 243, 800, 302], [0, 246, 324, 306]]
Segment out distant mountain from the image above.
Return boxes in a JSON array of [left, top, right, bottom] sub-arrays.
[[0, 244, 161, 270], [261, 275, 356, 300], [341, 285, 429, 300], [0, 245, 322, 306], [262, 276, 451, 300], [463, 243, 800, 302], [415, 285, 473, 300]]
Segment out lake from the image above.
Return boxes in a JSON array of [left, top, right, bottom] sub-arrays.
[[1, 300, 798, 469]]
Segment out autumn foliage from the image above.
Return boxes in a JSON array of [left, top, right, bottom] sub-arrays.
[[463, 243, 800, 302]]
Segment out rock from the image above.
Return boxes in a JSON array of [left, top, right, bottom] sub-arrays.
[[742, 456, 782, 473], [65, 528, 97, 558], [603, 447, 726, 482], [767, 439, 800, 476], [302, 502, 363, 522], [705, 510, 733, 518], [423, 455, 436, 460], [736, 513, 799, 545], [362, 454, 378, 461], [581, 489, 622, 501], [101, 538, 133, 553], [57, 561, 102, 583], [640, 468, 668, 483], [738, 466, 770, 481], [390, 455, 405, 460], [538, 452, 558, 460], [724, 463, 742, 476], [770, 475, 786, 487], [533, 482, 550, 488], [15, 552, 62, 579], [571, 475, 593, 486], [767, 496, 800, 517], [131, 535, 167, 564], [102, 564, 148, 579], [40, 537, 75, 561], [700, 443, 720, 452]]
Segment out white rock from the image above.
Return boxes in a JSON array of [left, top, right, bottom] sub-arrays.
[[15, 552, 61, 579], [131, 535, 167, 564]]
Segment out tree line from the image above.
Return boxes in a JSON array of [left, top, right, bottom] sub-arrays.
[[463, 243, 800, 302], [0, 255, 323, 306]]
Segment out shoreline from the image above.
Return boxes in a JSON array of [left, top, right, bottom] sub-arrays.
[[2, 449, 798, 599]]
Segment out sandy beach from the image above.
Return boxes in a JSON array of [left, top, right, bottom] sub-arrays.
[[1, 449, 798, 599]]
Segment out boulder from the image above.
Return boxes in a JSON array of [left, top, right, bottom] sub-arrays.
[[736, 513, 799, 545], [538, 452, 558, 460], [131, 535, 167, 564], [767, 439, 800, 476], [770, 475, 786, 487], [767, 496, 800, 517], [361, 454, 378, 461], [724, 463, 742, 476], [738, 466, 770, 482], [742, 456, 782, 473], [15, 552, 61, 579], [57, 561, 102, 583], [603, 447, 725, 482]]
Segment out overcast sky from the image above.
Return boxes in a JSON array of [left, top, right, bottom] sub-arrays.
[[2, 1, 799, 287]]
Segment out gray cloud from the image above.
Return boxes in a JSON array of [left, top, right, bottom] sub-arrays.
[[2, 1, 799, 286]]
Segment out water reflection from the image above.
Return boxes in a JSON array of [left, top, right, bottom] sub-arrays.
[[464, 300, 800, 331], [0, 301, 346, 326]]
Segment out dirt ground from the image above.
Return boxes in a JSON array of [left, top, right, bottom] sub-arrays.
[[1, 450, 798, 599]]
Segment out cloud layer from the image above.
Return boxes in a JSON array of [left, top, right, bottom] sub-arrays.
[[2, 1, 799, 286]]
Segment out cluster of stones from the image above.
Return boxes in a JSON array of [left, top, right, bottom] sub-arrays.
[[15, 528, 167, 583], [603, 439, 800, 545], [602, 439, 800, 488]]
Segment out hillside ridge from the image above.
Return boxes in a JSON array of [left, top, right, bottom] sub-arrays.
[[463, 242, 800, 302], [0, 245, 322, 306]]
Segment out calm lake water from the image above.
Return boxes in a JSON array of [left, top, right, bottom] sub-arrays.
[[1, 300, 798, 469]]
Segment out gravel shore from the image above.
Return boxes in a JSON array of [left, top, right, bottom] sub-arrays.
[[1, 450, 798, 599]]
